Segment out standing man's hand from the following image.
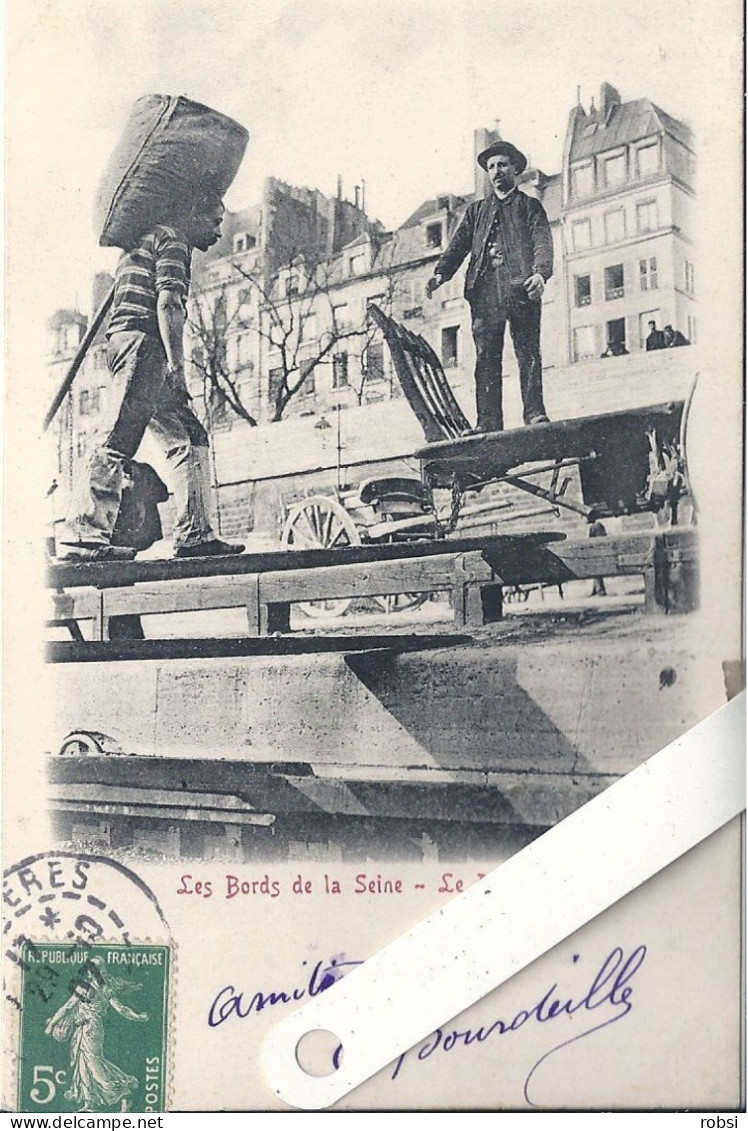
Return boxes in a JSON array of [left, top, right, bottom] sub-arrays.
[[426, 273, 443, 298], [524, 273, 545, 301]]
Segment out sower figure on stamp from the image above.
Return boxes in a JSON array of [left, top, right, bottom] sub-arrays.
[[426, 140, 553, 433], [59, 194, 244, 562]]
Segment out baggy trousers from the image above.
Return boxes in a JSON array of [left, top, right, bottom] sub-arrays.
[[469, 281, 547, 431], [64, 330, 216, 549]]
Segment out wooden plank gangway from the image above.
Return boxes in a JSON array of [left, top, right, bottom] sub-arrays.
[[47, 527, 699, 653]]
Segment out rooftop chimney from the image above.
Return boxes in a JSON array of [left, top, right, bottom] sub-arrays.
[[600, 82, 621, 121]]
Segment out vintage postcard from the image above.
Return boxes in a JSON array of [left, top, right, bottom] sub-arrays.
[[3, 0, 744, 1115]]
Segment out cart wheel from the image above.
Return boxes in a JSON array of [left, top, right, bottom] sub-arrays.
[[374, 592, 428, 614], [281, 495, 361, 618]]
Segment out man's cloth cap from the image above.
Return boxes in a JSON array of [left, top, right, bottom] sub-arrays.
[[477, 140, 527, 173]]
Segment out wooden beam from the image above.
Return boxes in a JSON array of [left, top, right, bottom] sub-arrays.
[[47, 531, 563, 591]]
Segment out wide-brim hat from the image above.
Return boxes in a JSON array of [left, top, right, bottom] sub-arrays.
[[477, 140, 527, 173]]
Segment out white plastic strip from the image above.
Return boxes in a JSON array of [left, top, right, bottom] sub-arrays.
[[263, 692, 745, 1109]]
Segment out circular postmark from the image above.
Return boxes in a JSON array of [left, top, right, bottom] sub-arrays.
[[3, 851, 170, 954]]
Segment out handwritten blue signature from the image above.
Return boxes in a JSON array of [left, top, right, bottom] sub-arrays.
[[207, 943, 646, 1106], [391, 944, 647, 1105], [208, 954, 363, 1026]]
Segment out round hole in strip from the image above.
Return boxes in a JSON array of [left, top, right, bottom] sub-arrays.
[[295, 1029, 343, 1077]]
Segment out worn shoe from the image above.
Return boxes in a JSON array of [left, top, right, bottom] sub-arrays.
[[57, 543, 137, 562], [174, 538, 245, 559], [528, 414, 550, 425]]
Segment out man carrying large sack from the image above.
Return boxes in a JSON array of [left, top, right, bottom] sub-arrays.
[[59, 193, 244, 561]]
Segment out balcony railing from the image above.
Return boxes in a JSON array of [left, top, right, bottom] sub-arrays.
[[575, 295, 592, 307], [605, 286, 625, 301]]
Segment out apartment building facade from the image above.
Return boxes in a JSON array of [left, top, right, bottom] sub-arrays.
[[561, 82, 696, 363]]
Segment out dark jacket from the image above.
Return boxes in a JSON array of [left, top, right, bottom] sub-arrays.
[[646, 330, 665, 351], [434, 190, 553, 305]]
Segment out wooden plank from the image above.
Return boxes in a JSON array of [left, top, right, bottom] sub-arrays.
[[104, 577, 260, 616], [47, 531, 564, 590], [479, 530, 698, 586], [46, 634, 469, 664], [418, 400, 684, 477], [259, 551, 493, 603], [48, 588, 101, 620]]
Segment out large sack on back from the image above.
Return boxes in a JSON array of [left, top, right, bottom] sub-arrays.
[[95, 95, 249, 249]]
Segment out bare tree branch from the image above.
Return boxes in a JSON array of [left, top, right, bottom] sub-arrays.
[[188, 237, 402, 427]]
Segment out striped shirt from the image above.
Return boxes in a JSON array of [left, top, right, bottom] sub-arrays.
[[107, 226, 192, 338]]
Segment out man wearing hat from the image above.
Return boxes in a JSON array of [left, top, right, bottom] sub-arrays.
[[426, 140, 553, 432]]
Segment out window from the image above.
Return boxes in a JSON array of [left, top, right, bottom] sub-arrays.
[[573, 325, 595, 362], [79, 388, 101, 415], [636, 200, 658, 232], [603, 152, 627, 187], [684, 261, 696, 295], [637, 143, 659, 177], [301, 313, 317, 342], [299, 360, 316, 395], [604, 264, 624, 301], [235, 333, 252, 369], [365, 342, 385, 381], [639, 257, 658, 291], [236, 288, 252, 323], [571, 218, 591, 251], [332, 303, 350, 328], [285, 274, 300, 297], [77, 433, 88, 457], [233, 232, 256, 254], [64, 323, 84, 352], [332, 352, 349, 389], [640, 310, 662, 348], [572, 162, 595, 197], [606, 317, 626, 351], [349, 253, 366, 277], [441, 326, 460, 368], [268, 366, 284, 408], [604, 209, 625, 244], [426, 222, 443, 249], [574, 274, 592, 307]]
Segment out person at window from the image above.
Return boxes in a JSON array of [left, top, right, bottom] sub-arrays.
[[601, 340, 629, 357], [663, 324, 689, 347], [59, 194, 244, 561], [426, 141, 553, 432], [645, 320, 665, 351]]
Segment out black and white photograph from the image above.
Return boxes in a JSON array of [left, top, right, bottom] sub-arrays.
[[4, 0, 744, 1114]]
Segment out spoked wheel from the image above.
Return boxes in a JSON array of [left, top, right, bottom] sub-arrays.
[[281, 495, 361, 618], [374, 591, 428, 614]]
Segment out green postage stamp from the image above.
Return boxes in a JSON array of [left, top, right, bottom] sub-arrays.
[[17, 941, 170, 1114]]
